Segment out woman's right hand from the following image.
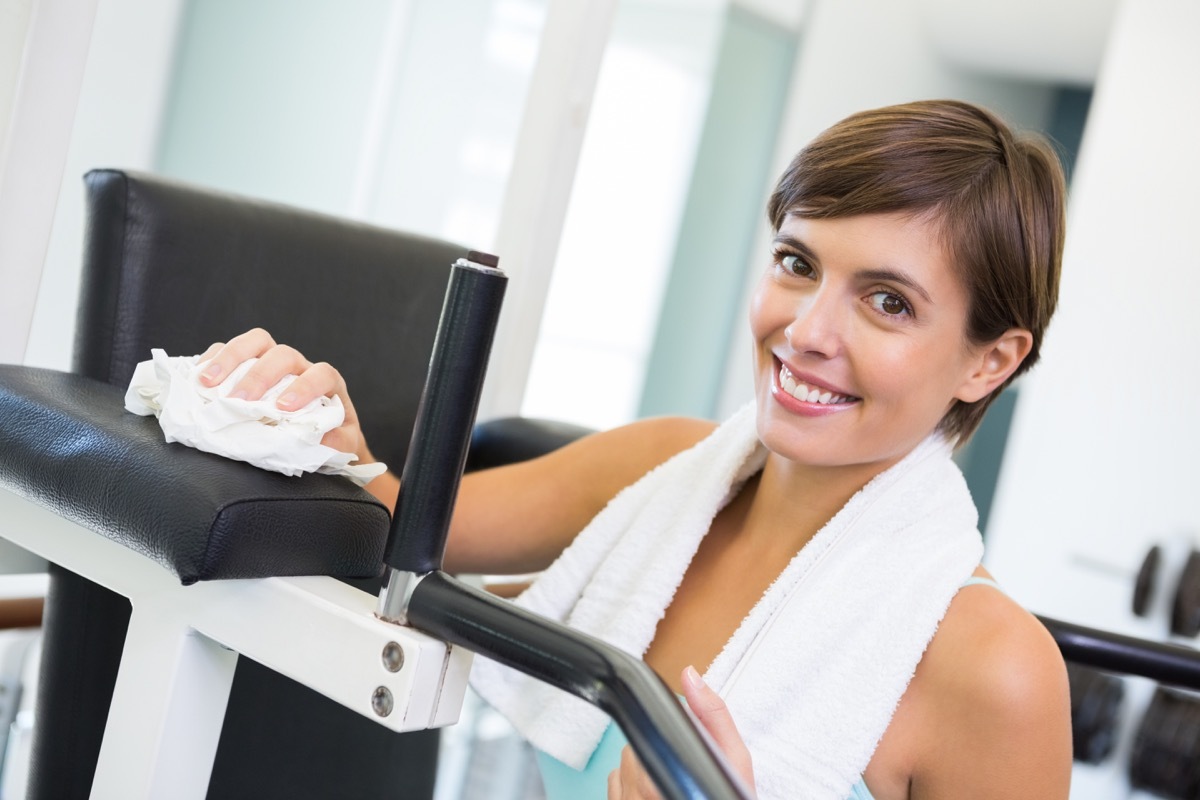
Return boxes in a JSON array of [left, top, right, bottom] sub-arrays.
[[196, 328, 377, 469]]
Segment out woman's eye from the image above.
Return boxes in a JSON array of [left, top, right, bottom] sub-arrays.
[[868, 291, 912, 317], [778, 254, 814, 278]]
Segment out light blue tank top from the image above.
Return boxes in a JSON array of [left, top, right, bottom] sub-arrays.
[[535, 725, 878, 800], [534, 576, 1001, 800]]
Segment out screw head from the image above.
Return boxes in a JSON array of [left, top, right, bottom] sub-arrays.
[[381, 641, 404, 673], [371, 686, 394, 717]]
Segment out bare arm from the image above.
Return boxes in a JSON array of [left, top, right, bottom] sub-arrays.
[[197, 329, 716, 576], [443, 416, 715, 574]]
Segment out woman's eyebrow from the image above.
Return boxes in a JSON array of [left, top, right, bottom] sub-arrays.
[[857, 268, 933, 304], [772, 234, 819, 263]]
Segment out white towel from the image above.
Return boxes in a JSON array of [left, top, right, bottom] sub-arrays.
[[469, 402, 983, 799], [124, 348, 386, 486]]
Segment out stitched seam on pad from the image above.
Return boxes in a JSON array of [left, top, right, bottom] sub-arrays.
[[105, 171, 132, 385]]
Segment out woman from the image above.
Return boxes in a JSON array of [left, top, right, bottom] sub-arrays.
[[198, 100, 1072, 799]]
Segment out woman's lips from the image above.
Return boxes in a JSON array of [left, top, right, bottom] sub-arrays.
[[775, 360, 859, 406]]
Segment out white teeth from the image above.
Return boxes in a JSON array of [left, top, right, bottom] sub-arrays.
[[778, 362, 854, 405], [780, 367, 796, 394]]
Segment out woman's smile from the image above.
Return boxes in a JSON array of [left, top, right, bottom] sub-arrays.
[[773, 359, 860, 414]]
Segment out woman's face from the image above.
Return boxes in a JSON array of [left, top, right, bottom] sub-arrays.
[[750, 211, 988, 474]]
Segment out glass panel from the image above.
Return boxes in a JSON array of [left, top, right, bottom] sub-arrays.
[[363, 0, 548, 247], [520, 1, 725, 430], [156, 0, 547, 246]]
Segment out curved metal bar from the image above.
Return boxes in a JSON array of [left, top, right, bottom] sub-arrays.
[[1038, 615, 1200, 690], [407, 571, 751, 800]]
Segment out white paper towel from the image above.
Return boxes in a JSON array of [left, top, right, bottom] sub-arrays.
[[124, 349, 387, 486]]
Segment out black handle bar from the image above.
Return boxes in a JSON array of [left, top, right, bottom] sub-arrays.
[[1037, 615, 1200, 690]]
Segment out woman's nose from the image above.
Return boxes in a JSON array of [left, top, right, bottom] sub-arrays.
[[784, 290, 844, 359]]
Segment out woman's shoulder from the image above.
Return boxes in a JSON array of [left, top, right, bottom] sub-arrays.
[[928, 579, 1067, 710], [902, 576, 1072, 796]]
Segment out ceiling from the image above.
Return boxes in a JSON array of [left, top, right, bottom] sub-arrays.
[[914, 0, 1122, 85]]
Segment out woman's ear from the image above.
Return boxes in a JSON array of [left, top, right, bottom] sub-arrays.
[[955, 329, 1034, 403]]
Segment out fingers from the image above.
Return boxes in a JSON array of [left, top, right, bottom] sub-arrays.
[[682, 666, 737, 742], [606, 671, 755, 799], [197, 329, 344, 410], [197, 342, 224, 363], [197, 328, 276, 389], [682, 666, 755, 790], [193, 329, 375, 463], [235, 345, 319, 402]]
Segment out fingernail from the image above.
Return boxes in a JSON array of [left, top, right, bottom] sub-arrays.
[[683, 665, 704, 690], [202, 363, 223, 381], [278, 392, 297, 408]]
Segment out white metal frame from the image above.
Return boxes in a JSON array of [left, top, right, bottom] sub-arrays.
[[481, 0, 618, 418], [0, 487, 472, 800]]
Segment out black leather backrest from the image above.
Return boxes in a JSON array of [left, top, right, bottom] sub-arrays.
[[74, 169, 466, 472]]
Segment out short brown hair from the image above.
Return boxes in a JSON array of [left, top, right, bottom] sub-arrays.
[[767, 99, 1066, 443]]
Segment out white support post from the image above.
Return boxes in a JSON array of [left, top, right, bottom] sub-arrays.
[[0, 0, 99, 365], [92, 609, 238, 800], [479, 0, 619, 418]]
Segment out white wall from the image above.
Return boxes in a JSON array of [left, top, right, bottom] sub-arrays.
[[984, 3, 1199, 794], [716, 0, 1057, 417], [521, 2, 724, 429], [365, 0, 540, 245], [23, 0, 184, 370], [155, 0, 396, 218], [915, 0, 1119, 86], [0, 0, 97, 365], [988, 0, 1199, 639], [0, 0, 32, 144]]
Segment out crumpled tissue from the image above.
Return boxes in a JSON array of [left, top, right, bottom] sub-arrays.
[[124, 349, 387, 486]]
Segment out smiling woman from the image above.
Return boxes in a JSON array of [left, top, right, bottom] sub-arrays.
[[751, 212, 1017, 481], [766, 101, 1064, 444], [202, 99, 1071, 800]]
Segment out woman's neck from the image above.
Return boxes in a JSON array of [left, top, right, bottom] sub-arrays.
[[740, 451, 906, 556]]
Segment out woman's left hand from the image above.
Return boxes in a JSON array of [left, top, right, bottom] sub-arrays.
[[607, 666, 756, 799]]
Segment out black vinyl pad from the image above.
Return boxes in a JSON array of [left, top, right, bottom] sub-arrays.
[[0, 365, 389, 584]]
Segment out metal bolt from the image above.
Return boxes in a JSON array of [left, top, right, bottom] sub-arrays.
[[382, 641, 404, 673], [371, 686, 394, 717]]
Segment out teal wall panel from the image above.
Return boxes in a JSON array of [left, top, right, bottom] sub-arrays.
[[638, 6, 796, 419]]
